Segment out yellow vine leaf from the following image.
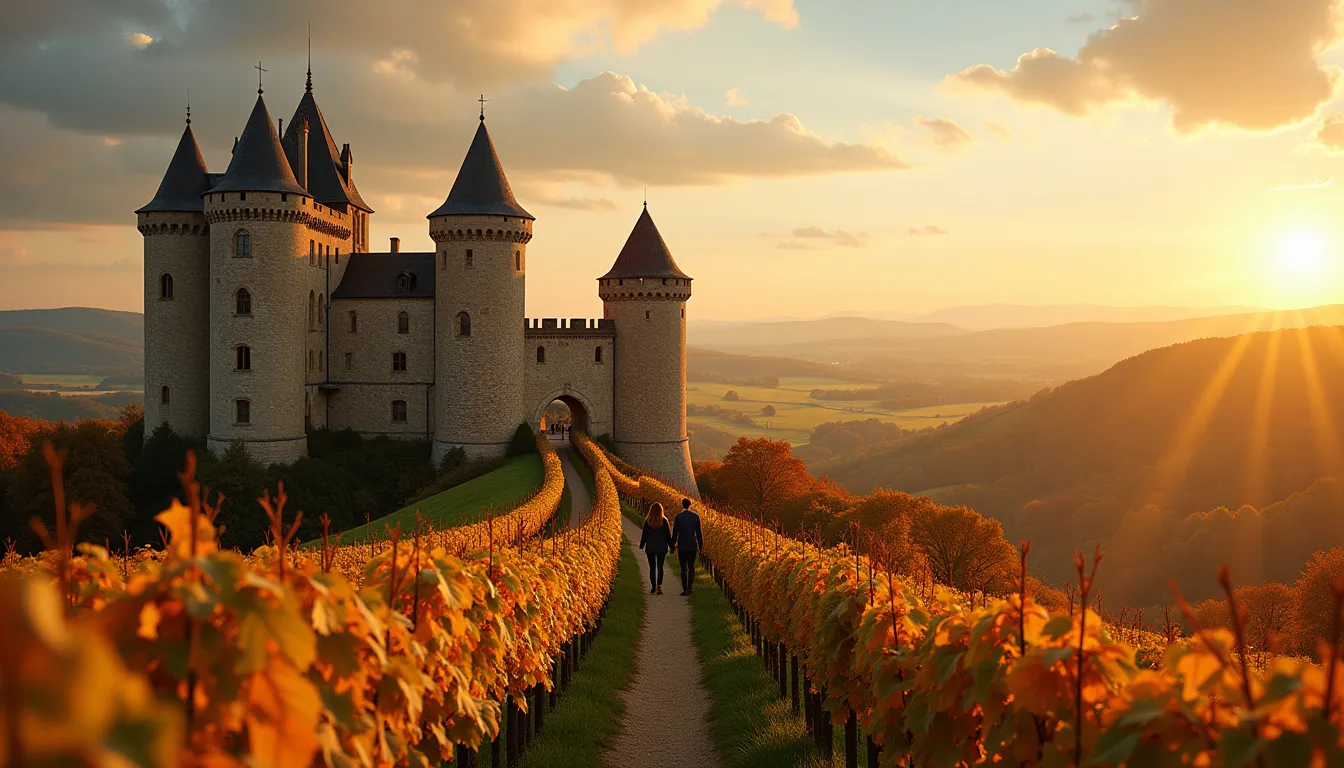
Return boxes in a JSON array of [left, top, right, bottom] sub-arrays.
[[154, 500, 217, 559], [245, 657, 322, 768], [137, 602, 161, 640]]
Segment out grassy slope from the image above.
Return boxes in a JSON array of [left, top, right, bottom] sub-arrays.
[[514, 541, 644, 768], [686, 567, 818, 768], [339, 453, 544, 538]]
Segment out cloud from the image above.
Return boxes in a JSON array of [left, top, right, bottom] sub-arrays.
[[372, 50, 419, 80], [1267, 176, 1333, 192], [126, 33, 154, 50], [1065, 13, 1096, 24], [913, 116, 974, 154], [1307, 112, 1344, 153], [773, 226, 869, 249], [907, 225, 949, 236], [948, 0, 1344, 133], [533, 195, 621, 211], [725, 88, 749, 106], [981, 119, 1013, 142]]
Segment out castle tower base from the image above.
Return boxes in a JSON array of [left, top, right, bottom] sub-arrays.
[[615, 439, 699, 499], [432, 438, 510, 467], [207, 435, 308, 465]]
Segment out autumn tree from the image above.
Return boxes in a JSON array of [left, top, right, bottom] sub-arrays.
[[909, 504, 1015, 593], [1293, 547, 1344, 659], [717, 437, 813, 513], [1237, 582, 1295, 657], [761, 405, 777, 417], [723, 390, 740, 402]]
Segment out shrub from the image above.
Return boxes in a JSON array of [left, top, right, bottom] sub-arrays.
[[761, 404, 777, 417], [439, 445, 468, 475], [507, 422, 537, 457], [723, 390, 740, 402]]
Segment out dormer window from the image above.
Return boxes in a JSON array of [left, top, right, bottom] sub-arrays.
[[397, 272, 414, 292]]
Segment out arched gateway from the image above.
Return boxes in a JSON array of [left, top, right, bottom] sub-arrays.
[[524, 320, 614, 438]]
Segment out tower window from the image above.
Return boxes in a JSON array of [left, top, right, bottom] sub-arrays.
[[281, 193, 287, 202], [235, 345, 251, 371], [318, 351, 324, 372], [159, 273, 174, 300], [239, 192, 246, 202], [235, 231, 251, 258], [335, 247, 340, 264], [308, 291, 316, 328], [457, 311, 471, 337], [308, 350, 315, 370], [235, 399, 250, 424], [536, 346, 546, 364], [344, 352, 353, 369], [392, 351, 407, 372], [310, 240, 315, 265], [645, 310, 651, 320], [160, 385, 170, 405], [465, 249, 474, 268], [235, 287, 252, 316], [391, 400, 408, 423], [595, 346, 603, 363], [318, 294, 325, 327], [349, 311, 358, 333], [441, 251, 447, 269], [397, 311, 409, 334], [515, 251, 521, 270]]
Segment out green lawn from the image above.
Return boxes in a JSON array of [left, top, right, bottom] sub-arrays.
[[339, 453, 544, 539], [511, 540, 645, 768], [687, 564, 818, 768]]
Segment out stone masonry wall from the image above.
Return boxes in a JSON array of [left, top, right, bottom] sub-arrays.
[[430, 213, 531, 463], [523, 320, 614, 437], [140, 211, 210, 439], [328, 296, 435, 438]]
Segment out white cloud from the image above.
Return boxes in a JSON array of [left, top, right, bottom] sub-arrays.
[[725, 88, 749, 106], [913, 116, 974, 154]]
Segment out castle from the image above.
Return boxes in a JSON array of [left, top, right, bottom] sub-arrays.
[[136, 69, 697, 492]]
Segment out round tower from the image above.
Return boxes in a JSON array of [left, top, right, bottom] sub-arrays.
[[137, 112, 213, 440], [204, 92, 314, 464], [599, 206, 698, 496], [430, 116, 533, 464]]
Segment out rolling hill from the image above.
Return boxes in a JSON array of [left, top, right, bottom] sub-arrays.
[[0, 307, 144, 376], [822, 324, 1344, 607]]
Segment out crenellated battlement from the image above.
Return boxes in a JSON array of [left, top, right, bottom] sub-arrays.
[[524, 318, 616, 337]]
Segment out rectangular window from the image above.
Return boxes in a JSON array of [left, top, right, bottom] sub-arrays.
[[349, 311, 358, 333], [308, 350, 314, 370], [465, 249, 474, 267], [344, 352, 353, 369], [392, 400, 408, 423], [392, 352, 407, 372], [235, 400, 250, 424]]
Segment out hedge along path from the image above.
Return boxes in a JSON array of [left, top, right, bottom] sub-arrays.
[[604, 512, 720, 766]]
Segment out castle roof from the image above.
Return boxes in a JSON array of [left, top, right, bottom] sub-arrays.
[[428, 119, 533, 220], [600, 207, 690, 281], [137, 123, 212, 213], [332, 252, 435, 299], [283, 90, 372, 212], [209, 95, 309, 197]]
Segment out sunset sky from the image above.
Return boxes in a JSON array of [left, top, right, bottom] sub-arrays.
[[3, 0, 1344, 320]]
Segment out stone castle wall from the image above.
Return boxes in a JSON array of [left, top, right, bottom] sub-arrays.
[[523, 318, 615, 437], [140, 211, 211, 439], [327, 296, 435, 438], [430, 213, 531, 463]]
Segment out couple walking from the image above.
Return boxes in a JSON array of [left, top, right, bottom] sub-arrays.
[[637, 498, 702, 596]]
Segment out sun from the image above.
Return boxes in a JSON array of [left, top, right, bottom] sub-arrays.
[[1276, 232, 1326, 275]]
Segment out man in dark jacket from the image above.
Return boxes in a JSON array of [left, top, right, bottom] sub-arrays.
[[670, 498, 703, 596]]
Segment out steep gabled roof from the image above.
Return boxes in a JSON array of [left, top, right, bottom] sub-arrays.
[[209, 95, 309, 197], [137, 123, 211, 213], [331, 252, 435, 299], [600, 207, 690, 280], [428, 119, 533, 220], [283, 90, 372, 212]]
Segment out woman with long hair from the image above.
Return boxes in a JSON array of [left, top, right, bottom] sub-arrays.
[[639, 501, 673, 595]]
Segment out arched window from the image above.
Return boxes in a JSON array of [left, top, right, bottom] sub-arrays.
[[349, 311, 358, 333], [235, 345, 251, 371], [457, 311, 471, 336], [392, 351, 407, 372], [235, 399, 251, 424], [235, 288, 252, 316], [536, 346, 546, 364], [515, 251, 521, 270], [595, 346, 603, 363], [317, 294, 325, 327], [159, 273, 174, 300], [308, 291, 315, 328], [397, 311, 409, 334], [160, 385, 170, 404], [235, 230, 251, 258], [391, 400, 408, 423]]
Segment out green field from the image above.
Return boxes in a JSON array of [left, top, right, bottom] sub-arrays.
[[687, 375, 1000, 445], [339, 453, 544, 539], [15, 373, 106, 387]]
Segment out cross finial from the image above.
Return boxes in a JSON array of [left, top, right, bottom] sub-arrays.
[[186, 89, 191, 125], [479, 94, 488, 121], [643, 187, 647, 210], [306, 23, 313, 93], [255, 60, 267, 94]]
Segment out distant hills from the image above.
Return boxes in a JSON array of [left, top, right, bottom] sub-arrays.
[[823, 303, 1264, 331], [691, 305, 1344, 383], [0, 308, 143, 377], [822, 325, 1344, 607]]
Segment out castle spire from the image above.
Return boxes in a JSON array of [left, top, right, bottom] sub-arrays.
[[306, 23, 313, 93], [600, 206, 690, 280], [137, 118, 211, 213], [209, 93, 307, 196], [428, 113, 533, 220]]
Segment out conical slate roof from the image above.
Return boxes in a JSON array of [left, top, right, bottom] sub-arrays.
[[428, 119, 533, 220], [600, 207, 690, 280], [137, 123, 211, 213], [283, 90, 372, 212], [209, 95, 309, 196]]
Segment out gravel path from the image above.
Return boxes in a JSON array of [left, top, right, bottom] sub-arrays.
[[604, 515, 721, 768], [554, 441, 594, 526]]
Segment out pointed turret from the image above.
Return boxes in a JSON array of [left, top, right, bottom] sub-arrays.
[[428, 119, 533, 220], [601, 206, 691, 280], [209, 95, 308, 196], [137, 123, 211, 213], [283, 89, 372, 211]]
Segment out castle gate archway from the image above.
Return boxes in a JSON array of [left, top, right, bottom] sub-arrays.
[[523, 321, 615, 439]]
